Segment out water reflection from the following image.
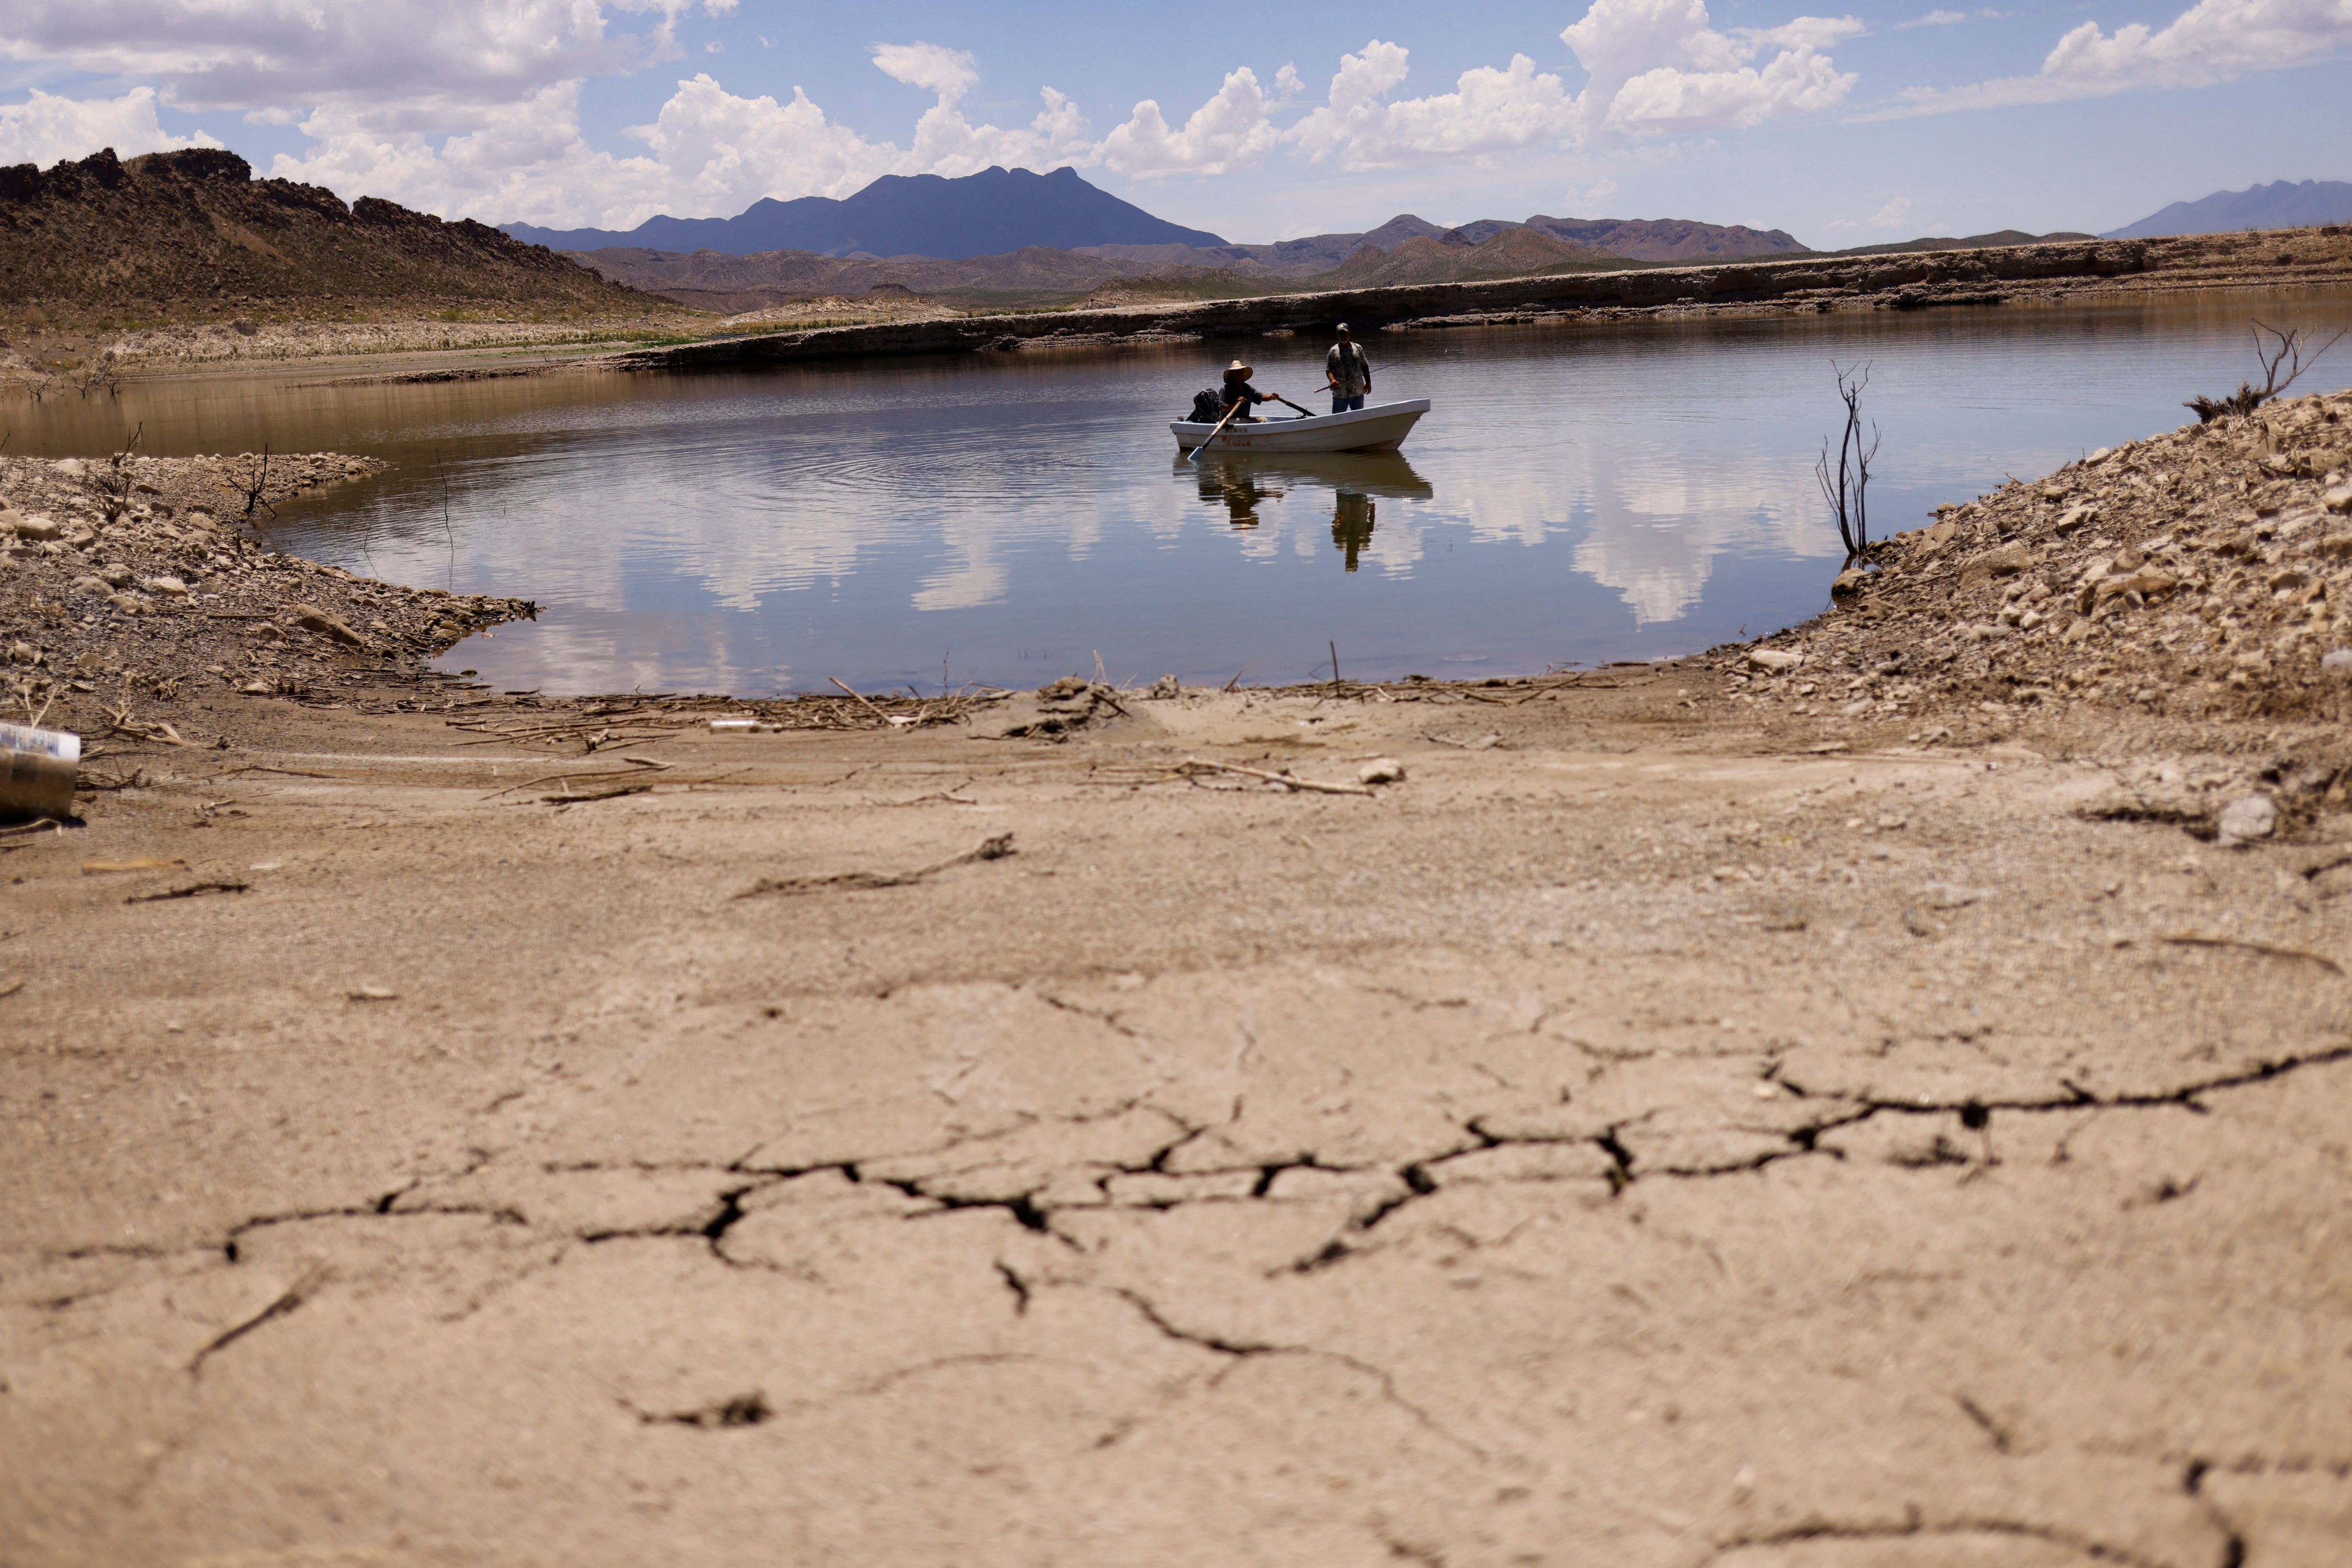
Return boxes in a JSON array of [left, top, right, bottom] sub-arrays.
[[1192, 462, 1284, 530], [1334, 494, 1375, 572], [0, 287, 2343, 694], [1181, 451, 1434, 571]]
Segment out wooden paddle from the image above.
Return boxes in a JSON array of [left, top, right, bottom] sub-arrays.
[[1186, 397, 1247, 463]]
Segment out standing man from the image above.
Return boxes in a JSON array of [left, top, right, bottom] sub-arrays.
[[1326, 324, 1372, 413]]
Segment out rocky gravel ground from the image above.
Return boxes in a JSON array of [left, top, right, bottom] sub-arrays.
[[1737, 388, 2352, 716], [0, 452, 533, 739], [1705, 387, 2352, 819]]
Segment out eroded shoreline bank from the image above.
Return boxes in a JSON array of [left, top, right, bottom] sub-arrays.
[[615, 228, 2352, 376]]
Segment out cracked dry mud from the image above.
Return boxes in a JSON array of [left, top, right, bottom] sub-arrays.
[[4, 677, 2352, 1568]]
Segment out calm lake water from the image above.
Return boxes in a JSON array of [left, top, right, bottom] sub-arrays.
[[14, 288, 2352, 694]]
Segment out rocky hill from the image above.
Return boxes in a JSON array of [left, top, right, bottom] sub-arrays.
[[574, 243, 1163, 315], [0, 147, 667, 329], [1173, 215, 1460, 276], [1308, 228, 1639, 288], [1820, 229, 2097, 258], [1498, 215, 1806, 263], [1116, 212, 1803, 276]]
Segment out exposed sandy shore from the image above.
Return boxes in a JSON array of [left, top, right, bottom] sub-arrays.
[[8, 379, 2352, 1564], [2, 317, 691, 397]]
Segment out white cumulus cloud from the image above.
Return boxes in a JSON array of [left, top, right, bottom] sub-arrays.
[[1097, 67, 1280, 177], [1564, 0, 1861, 140], [1876, 0, 2352, 117], [1288, 41, 1578, 168], [0, 85, 218, 166], [1286, 6, 1859, 167], [870, 41, 980, 103], [0, 1, 644, 126]]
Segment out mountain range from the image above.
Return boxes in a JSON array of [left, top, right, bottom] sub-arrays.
[[578, 223, 1671, 317], [486, 163, 2352, 320], [514, 167, 1837, 314], [508, 172, 1814, 274], [1817, 228, 2095, 257], [504, 166, 1225, 260], [563, 213, 2112, 317], [2105, 180, 2352, 238]]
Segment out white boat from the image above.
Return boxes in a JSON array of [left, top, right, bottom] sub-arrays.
[[1173, 398, 1430, 455]]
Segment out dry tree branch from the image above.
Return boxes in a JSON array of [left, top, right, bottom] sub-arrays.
[[2185, 321, 2348, 422], [225, 443, 276, 522], [89, 422, 142, 523], [1815, 362, 1878, 565]]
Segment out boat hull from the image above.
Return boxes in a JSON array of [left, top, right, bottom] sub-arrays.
[[1173, 398, 1430, 455]]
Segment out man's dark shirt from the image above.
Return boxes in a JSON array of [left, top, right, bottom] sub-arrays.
[[1221, 379, 1273, 418]]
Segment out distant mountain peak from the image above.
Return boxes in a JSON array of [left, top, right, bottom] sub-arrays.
[[502, 166, 1225, 261], [2106, 179, 2352, 239]]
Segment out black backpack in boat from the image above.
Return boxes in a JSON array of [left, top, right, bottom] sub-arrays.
[[1189, 387, 1224, 423]]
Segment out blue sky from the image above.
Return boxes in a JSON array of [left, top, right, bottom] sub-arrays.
[[2, 1, 2348, 244]]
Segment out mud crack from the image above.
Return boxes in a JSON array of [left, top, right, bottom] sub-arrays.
[[189, 1265, 326, 1376], [1708, 1507, 2173, 1568]]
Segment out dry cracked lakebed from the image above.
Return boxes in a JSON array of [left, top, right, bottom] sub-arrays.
[[3, 681, 2351, 1568]]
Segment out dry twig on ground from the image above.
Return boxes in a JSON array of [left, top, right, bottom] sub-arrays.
[[1169, 758, 1376, 796], [737, 833, 1016, 898]]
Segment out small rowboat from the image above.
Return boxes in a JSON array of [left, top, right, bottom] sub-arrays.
[[1173, 397, 1430, 456]]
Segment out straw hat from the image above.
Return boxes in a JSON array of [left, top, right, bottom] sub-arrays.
[[1224, 359, 1253, 377]]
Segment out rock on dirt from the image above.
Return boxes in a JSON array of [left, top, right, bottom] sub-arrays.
[[2217, 793, 2279, 845], [0, 452, 534, 737]]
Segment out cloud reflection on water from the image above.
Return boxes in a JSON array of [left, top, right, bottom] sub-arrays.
[[10, 292, 2345, 693]]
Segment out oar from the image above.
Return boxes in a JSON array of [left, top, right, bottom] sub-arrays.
[[1186, 398, 1246, 464], [1273, 395, 1319, 419]]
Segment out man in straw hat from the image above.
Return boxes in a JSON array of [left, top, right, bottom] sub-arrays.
[[1326, 324, 1371, 413], [1219, 358, 1278, 422]]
